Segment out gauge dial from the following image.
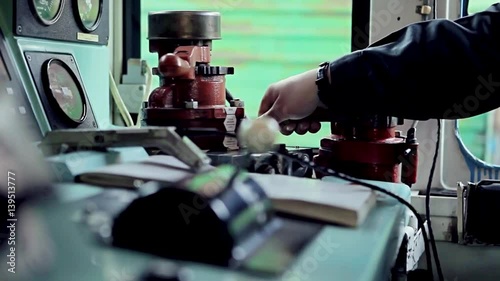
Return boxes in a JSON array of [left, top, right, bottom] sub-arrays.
[[77, 0, 102, 31], [32, 0, 64, 25], [45, 59, 86, 123]]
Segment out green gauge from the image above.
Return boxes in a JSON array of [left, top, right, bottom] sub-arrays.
[[77, 0, 102, 32], [45, 59, 86, 123], [32, 0, 64, 25]]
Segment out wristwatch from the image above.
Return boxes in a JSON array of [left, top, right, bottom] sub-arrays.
[[316, 62, 330, 96]]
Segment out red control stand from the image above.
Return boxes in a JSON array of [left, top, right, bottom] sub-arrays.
[[144, 11, 245, 151], [311, 114, 418, 186]]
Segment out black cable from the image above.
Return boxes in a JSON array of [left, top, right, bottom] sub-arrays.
[[226, 89, 234, 104], [433, 0, 437, 20], [181, 127, 437, 278], [274, 151, 435, 278], [225, 165, 242, 190], [461, 0, 469, 17], [426, 119, 444, 281]]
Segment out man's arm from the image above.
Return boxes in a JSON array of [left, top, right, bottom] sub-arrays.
[[321, 4, 500, 120]]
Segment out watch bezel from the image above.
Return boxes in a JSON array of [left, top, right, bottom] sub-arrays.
[[316, 62, 330, 89]]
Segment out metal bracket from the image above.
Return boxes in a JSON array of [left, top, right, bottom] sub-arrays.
[[405, 216, 428, 271], [39, 127, 211, 170], [416, 5, 433, 15], [118, 59, 148, 114]]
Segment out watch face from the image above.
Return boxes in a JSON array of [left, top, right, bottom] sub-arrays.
[[46, 59, 85, 123], [32, 0, 64, 25], [77, 0, 102, 31]]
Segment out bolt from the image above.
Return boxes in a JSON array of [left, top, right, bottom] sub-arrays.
[[185, 99, 198, 109], [230, 99, 244, 107], [26, 55, 31, 61], [17, 26, 22, 33], [94, 135, 104, 143]]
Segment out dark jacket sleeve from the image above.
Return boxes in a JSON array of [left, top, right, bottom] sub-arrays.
[[321, 4, 500, 120]]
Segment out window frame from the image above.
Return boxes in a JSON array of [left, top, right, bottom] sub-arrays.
[[122, 0, 141, 76]]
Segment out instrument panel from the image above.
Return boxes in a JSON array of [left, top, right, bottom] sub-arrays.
[[25, 52, 97, 130], [0, 30, 41, 140], [15, 0, 109, 45]]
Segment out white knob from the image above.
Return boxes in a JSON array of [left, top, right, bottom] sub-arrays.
[[238, 117, 280, 153]]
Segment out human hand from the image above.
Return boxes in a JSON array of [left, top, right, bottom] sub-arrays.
[[258, 68, 326, 135]]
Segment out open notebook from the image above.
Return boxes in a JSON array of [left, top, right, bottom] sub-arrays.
[[249, 174, 377, 227], [75, 155, 211, 189], [77, 157, 376, 227]]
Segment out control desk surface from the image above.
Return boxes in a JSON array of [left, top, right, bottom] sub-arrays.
[[1, 178, 410, 281]]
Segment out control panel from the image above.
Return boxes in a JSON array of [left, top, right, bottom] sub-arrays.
[[0, 29, 41, 140]]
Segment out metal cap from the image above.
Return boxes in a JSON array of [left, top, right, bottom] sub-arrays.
[[148, 11, 221, 40]]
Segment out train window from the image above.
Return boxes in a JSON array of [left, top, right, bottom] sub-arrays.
[[467, 1, 496, 14], [140, 0, 352, 147], [457, 1, 500, 164]]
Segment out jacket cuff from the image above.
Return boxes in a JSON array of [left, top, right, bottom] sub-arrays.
[[318, 52, 364, 111]]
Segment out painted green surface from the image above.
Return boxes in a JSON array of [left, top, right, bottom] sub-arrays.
[[0, 0, 50, 134], [0, 177, 410, 281], [0, 0, 111, 135], [16, 38, 111, 131]]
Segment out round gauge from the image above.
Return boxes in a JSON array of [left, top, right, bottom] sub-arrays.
[[32, 0, 64, 25], [44, 59, 86, 124], [76, 0, 102, 32]]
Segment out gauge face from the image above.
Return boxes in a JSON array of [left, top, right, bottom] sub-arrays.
[[77, 0, 102, 31], [32, 0, 64, 25], [46, 60, 85, 122]]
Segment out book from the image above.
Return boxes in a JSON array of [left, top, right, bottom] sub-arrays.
[[76, 155, 213, 189], [77, 158, 376, 226], [248, 174, 377, 227]]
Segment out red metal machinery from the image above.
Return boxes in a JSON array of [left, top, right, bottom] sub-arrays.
[[313, 115, 419, 186], [144, 11, 245, 151]]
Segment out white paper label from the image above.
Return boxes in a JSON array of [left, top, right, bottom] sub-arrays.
[[225, 107, 237, 115], [223, 136, 239, 150], [224, 115, 237, 132], [406, 221, 427, 271]]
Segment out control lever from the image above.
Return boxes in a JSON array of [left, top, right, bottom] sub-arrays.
[[39, 127, 211, 171]]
